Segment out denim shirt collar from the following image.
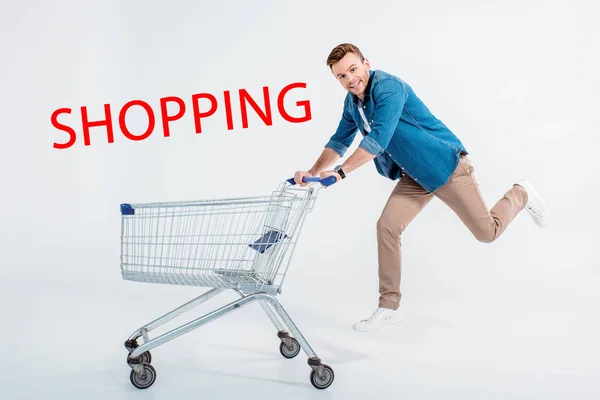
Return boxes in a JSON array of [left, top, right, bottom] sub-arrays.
[[351, 70, 375, 106]]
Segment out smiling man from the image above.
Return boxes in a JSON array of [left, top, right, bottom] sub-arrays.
[[294, 43, 548, 332]]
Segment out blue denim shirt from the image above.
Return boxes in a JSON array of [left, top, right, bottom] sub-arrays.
[[326, 69, 468, 192]]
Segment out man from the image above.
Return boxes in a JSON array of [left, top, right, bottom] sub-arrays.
[[294, 43, 548, 332]]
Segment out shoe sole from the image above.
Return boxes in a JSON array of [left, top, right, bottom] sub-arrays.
[[352, 317, 405, 332], [517, 181, 548, 227]]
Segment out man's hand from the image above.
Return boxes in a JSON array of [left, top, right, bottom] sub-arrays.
[[294, 170, 313, 187], [319, 170, 342, 187], [293, 148, 342, 187]]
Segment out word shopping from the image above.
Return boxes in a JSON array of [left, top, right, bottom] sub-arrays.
[[50, 82, 312, 149]]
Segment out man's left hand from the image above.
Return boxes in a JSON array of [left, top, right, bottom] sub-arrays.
[[319, 170, 342, 186]]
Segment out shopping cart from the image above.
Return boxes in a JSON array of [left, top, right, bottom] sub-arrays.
[[120, 176, 337, 390]]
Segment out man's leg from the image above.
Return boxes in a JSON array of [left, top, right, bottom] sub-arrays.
[[377, 176, 434, 308], [433, 154, 542, 243], [353, 175, 433, 332]]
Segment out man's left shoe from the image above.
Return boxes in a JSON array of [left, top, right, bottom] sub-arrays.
[[352, 307, 405, 332], [515, 179, 548, 227]]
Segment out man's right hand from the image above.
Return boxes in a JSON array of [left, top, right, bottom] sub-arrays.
[[294, 170, 313, 187]]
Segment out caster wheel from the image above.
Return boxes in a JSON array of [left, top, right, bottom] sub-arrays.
[[310, 364, 334, 389], [279, 338, 300, 359], [128, 350, 152, 364], [139, 351, 152, 364], [130, 364, 156, 389]]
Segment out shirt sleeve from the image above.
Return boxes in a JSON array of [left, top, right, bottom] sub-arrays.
[[325, 99, 358, 158], [358, 78, 407, 156]]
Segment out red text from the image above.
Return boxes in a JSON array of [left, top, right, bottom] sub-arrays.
[[51, 82, 312, 149]]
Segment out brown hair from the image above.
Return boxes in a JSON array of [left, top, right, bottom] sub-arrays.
[[326, 43, 364, 69]]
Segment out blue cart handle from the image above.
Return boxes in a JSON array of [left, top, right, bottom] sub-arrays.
[[286, 176, 337, 187]]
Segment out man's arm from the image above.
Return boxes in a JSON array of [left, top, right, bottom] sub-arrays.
[[294, 145, 342, 186], [308, 147, 340, 176], [317, 147, 376, 183], [323, 99, 358, 161], [295, 99, 358, 185], [336, 147, 376, 175], [356, 78, 406, 156], [320, 79, 406, 182]]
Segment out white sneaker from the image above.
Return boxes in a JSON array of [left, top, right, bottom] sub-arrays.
[[352, 307, 404, 332], [515, 179, 548, 227]]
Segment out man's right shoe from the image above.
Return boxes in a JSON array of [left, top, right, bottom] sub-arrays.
[[352, 307, 405, 332], [515, 179, 548, 227]]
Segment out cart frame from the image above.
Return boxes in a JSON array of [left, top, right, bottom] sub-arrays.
[[120, 177, 336, 390]]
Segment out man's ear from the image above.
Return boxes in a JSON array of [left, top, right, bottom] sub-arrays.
[[363, 58, 371, 69]]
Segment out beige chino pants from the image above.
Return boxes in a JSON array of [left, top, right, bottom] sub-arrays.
[[377, 154, 528, 310]]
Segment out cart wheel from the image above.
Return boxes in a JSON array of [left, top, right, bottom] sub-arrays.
[[130, 364, 156, 389], [140, 351, 152, 364], [279, 338, 301, 359], [310, 364, 334, 389], [128, 350, 152, 364]]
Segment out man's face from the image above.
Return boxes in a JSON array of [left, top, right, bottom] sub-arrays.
[[331, 52, 371, 98]]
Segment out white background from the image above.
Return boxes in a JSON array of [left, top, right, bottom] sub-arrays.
[[1, 0, 599, 398]]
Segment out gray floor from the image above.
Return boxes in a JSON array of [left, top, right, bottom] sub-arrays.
[[4, 229, 599, 400]]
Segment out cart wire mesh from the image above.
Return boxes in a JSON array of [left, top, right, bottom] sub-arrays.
[[120, 183, 318, 293]]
